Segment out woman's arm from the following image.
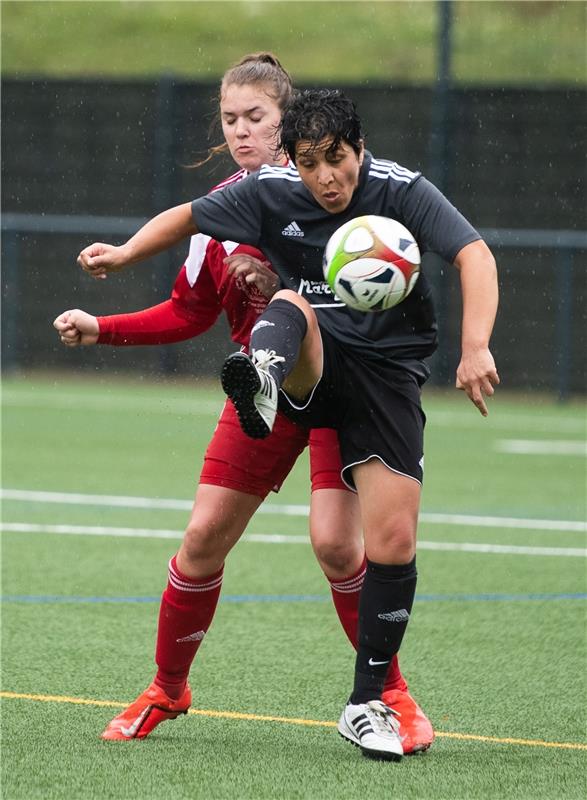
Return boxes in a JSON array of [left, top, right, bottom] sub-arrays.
[[77, 203, 197, 280], [453, 239, 500, 416]]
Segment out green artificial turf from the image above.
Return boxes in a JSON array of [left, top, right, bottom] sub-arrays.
[[1, 374, 586, 799]]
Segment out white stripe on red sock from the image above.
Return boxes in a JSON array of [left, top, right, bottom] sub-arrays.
[[167, 558, 224, 593], [328, 565, 366, 594]]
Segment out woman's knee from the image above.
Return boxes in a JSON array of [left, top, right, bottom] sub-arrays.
[[271, 289, 318, 331], [364, 519, 417, 565], [180, 520, 219, 564], [179, 509, 240, 568], [311, 527, 364, 577]]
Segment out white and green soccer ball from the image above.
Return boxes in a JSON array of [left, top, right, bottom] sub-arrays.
[[323, 215, 421, 312]]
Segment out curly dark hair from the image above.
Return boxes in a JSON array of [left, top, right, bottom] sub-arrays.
[[279, 89, 364, 163]]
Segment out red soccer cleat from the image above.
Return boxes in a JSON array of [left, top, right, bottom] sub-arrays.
[[101, 682, 192, 740], [381, 689, 434, 754]]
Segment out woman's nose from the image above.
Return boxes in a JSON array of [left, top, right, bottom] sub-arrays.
[[235, 118, 249, 138], [317, 166, 333, 185]]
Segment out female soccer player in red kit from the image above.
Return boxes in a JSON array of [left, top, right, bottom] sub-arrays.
[[54, 53, 432, 753]]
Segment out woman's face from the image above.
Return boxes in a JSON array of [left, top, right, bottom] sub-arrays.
[[295, 137, 364, 214], [220, 83, 283, 172]]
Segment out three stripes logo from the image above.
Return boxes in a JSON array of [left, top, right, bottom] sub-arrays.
[[281, 221, 304, 237], [176, 630, 205, 643], [350, 712, 374, 740], [377, 609, 410, 623]]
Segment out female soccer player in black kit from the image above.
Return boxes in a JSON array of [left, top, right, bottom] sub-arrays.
[[78, 89, 499, 761], [58, 60, 431, 752]]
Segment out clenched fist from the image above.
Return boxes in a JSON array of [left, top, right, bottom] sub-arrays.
[[53, 309, 99, 347]]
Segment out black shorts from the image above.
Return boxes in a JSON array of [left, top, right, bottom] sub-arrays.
[[277, 327, 428, 491]]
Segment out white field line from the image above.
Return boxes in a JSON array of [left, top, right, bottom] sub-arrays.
[[1, 522, 585, 557], [1, 489, 194, 511], [3, 391, 585, 433], [416, 540, 586, 557], [2, 489, 585, 533], [496, 439, 587, 456], [3, 522, 184, 539], [418, 512, 586, 533]]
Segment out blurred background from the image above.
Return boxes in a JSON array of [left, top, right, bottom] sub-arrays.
[[2, 0, 586, 397]]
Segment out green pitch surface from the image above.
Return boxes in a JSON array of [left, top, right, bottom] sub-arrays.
[[2, 374, 586, 800]]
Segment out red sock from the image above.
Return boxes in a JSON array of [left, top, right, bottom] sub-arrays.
[[327, 557, 366, 648], [382, 656, 408, 693], [154, 555, 223, 700], [327, 557, 408, 693]]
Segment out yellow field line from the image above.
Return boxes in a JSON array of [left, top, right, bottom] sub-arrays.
[[1, 691, 586, 751]]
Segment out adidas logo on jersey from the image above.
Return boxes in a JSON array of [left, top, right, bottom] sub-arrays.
[[281, 221, 304, 237]]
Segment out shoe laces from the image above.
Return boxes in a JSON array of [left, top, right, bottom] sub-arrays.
[[365, 700, 401, 736], [251, 349, 285, 372]]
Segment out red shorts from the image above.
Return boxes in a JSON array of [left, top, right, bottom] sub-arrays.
[[199, 400, 348, 499], [307, 427, 349, 492]]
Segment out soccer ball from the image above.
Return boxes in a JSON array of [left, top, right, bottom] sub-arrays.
[[322, 215, 421, 312]]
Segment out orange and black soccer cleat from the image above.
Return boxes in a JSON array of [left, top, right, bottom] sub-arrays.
[[381, 689, 434, 754], [101, 682, 192, 740]]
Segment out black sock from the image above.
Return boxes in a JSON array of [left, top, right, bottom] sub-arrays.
[[350, 558, 417, 705], [249, 299, 308, 387]]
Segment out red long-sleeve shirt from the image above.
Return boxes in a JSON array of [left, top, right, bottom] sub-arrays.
[[97, 169, 271, 348]]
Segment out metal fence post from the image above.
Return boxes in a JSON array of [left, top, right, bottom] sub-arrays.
[[555, 249, 574, 402], [428, 0, 454, 386], [153, 74, 179, 375], [429, 0, 453, 194], [1, 230, 20, 372]]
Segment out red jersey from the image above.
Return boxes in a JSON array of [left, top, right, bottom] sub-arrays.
[[97, 169, 271, 347], [94, 167, 348, 496]]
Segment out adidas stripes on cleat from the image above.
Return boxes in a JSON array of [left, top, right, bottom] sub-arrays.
[[101, 682, 191, 740], [221, 350, 283, 439], [381, 688, 434, 754], [338, 699, 403, 761]]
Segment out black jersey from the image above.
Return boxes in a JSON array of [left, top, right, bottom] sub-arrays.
[[191, 151, 480, 361]]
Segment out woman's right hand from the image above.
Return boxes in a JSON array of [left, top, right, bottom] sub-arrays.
[[77, 243, 129, 280], [53, 309, 100, 347]]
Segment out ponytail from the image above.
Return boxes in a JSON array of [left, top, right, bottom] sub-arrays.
[[190, 52, 293, 169]]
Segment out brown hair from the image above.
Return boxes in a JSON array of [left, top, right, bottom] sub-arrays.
[[221, 51, 292, 110], [192, 52, 293, 168]]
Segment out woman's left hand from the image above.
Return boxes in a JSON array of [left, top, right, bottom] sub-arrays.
[[456, 347, 500, 417]]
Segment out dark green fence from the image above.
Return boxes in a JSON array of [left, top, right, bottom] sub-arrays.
[[2, 79, 586, 396]]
